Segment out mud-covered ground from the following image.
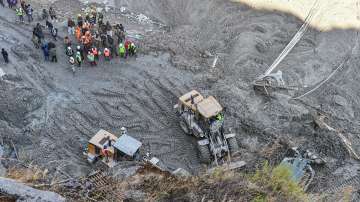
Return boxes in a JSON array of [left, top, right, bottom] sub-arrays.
[[1, 0, 360, 196]]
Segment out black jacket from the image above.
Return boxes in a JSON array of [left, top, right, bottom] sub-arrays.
[[1, 49, 8, 58]]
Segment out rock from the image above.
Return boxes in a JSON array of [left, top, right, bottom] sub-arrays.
[[112, 164, 140, 180], [202, 50, 213, 58], [0, 177, 65, 202], [172, 168, 191, 177], [255, 41, 268, 53], [334, 95, 347, 106], [254, 25, 267, 33]]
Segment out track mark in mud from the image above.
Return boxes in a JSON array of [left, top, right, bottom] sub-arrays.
[[324, 175, 360, 194]]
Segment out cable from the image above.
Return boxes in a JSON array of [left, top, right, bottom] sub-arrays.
[[291, 57, 348, 100], [260, 0, 320, 78]]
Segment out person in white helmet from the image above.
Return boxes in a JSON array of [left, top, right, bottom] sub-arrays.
[[66, 46, 74, 57], [120, 127, 127, 135], [69, 56, 76, 75], [76, 45, 84, 60]]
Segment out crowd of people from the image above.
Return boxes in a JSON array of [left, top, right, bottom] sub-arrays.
[[34, 6, 138, 75], [1, 1, 138, 75]]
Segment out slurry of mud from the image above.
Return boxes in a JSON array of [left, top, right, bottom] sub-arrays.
[[0, 0, 360, 193]]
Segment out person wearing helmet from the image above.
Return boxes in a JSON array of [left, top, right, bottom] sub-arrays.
[[16, 7, 25, 23], [128, 42, 137, 56], [75, 51, 82, 67], [87, 51, 96, 66], [120, 127, 127, 135], [51, 27, 58, 41], [103, 48, 110, 61], [76, 45, 84, 60], [91, 47, 99, 60], [66, 46, 74, 57], [118, 43, 125, 58], [69, 56, 76, 75]]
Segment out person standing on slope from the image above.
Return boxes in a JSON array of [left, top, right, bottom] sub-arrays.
[[1, 48, 9, 63], [103, 47, 110, 61], [49, 7, 57, 20], [67, 18, 75, 35], [16, 7, 25, 23], [118, 43, 125, 58], [49, 47, 57, 63], [69, 56, 76, 76], [25, 4, 34, 22], [75, 51, 82, 68]]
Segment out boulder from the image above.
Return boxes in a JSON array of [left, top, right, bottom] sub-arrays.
[[0, 177, 65, 202]]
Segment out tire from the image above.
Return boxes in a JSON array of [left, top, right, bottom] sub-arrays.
[[227, 137, 239, 155], [198, 144, 211, 163], [180, 119, 191, 135]]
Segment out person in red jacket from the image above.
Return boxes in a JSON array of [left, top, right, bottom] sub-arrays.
[[91, 47, 99, 60], [102, 146, 109, 162], [103, 48, 110, 61], [124, 40, 131, 58]]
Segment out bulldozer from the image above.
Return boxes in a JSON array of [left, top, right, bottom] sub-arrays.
[[174, 90, 240, 165]]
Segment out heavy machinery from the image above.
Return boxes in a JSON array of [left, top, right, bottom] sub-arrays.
[[253, 70, 300, 96], [281, 147, 325, 191], [174, 90, 239, 165]]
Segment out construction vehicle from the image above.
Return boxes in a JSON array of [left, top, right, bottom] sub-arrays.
[[85, 128, 142, 167], [281, 147, 325, 191], [174, 90, 239, 165]]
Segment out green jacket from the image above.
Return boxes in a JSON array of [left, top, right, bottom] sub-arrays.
[[16, 8, 24, 16], [87, 54, 95, 62], [76, 52, 82, 62], [130, 43, 137, 53], [118, 44, 125, 54]]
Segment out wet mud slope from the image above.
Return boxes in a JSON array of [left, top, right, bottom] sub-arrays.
[[0, 0, 359, 194], [0, 1, 200, 177], [116, 0, 360, 192]]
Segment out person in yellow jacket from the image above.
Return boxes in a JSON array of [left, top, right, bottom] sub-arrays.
[[16, 7, 25, 22], [118, 43, 125, 58]]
